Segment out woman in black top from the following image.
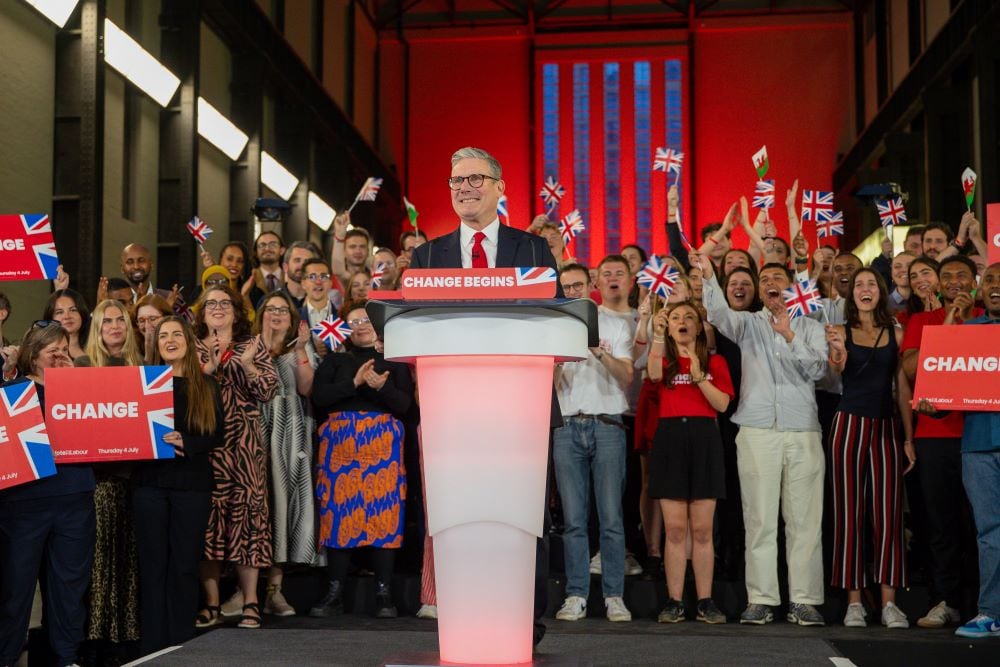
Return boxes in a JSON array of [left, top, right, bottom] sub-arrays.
[[309, 302, 414, 619], [131, 317, 224, 656], [0, 323, 96, 667], [826, 268, 915, 629]]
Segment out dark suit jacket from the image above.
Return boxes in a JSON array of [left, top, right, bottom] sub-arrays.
[[411, 222, 563, 426], [411, 223, 558, 273]]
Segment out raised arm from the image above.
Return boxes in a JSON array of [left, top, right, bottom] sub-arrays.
[[694, 249, 750, 342], [329, 211, 352, 286], [665, 185, 691, 271], [786, 178, 801, 241]]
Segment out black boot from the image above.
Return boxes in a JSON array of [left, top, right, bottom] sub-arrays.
[[309, 580, 344, 618], [374, 581, 397, 619]]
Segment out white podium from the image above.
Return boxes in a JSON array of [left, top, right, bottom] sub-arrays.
[[368, 298, 596, 665]]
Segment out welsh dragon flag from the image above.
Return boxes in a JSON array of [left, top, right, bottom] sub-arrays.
[[752, 145, 769, 179], [962, 167, 977, 209], [404, 196, 418, 230]]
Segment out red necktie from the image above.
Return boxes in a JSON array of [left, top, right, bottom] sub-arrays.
[[471, 231, 488, 268]]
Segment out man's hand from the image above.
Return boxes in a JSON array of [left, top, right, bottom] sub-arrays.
[[769, 306, 794, 342], [963, 211, 982, 241], [944, 291, 973, 325], [96, 276, 109, 303], [528, 214, 549, 233], [785, 178, 799, 210], [53, 265, 70, 291], [333, 211, 350, 238]]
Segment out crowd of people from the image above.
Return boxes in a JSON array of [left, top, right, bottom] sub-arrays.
[[0, 146, 997, 667]]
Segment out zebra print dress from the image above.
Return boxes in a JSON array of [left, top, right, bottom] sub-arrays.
[[197, 336, 278, 567], [261, 351, 324, 565]]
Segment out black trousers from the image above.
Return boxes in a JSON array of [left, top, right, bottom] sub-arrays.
[[132, 486, 211, 657], [915, 437, 975, 609], [0, 492, 95, 667]]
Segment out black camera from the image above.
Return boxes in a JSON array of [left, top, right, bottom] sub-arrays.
[[251, 198, 291, 222], [854, 183, 907, 207]]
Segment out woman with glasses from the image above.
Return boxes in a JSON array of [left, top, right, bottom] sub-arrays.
[[248, 292, 324, 619], [43, 288, 91, 360], [194, 285, 277, 630], [199, 264, 256, 322], [309, 301, 414, 619], [132, 294, 173, 364], [131, 317, 224, 656], [0, 323, 95, 667]]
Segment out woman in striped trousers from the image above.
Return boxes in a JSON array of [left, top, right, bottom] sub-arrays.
[[825, 268, 916, 629]]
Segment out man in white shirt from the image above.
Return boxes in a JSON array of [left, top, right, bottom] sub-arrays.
[[553, 260, 635, 624]]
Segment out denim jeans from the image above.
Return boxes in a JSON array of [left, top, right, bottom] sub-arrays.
[[962, 451, 1000, 617], [553, 415, 626, 599]]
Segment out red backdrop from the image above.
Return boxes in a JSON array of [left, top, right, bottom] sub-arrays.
[[381, 15, 852, 256]]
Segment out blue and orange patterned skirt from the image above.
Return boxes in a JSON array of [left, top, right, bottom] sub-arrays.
[[315, 411, 406, 549]]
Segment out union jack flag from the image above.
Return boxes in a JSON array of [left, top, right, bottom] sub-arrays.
[[653, 147, 684, 175], [312, 315, 352, 350], [356, 177, 383, 202], [515, 267, 557, 286], [539, 176, 565, 207], [185, 216, 213, 245], [752, 180, 775, 209], [497, 195, 509, 226], [173, 293, 194, 323], [815, 211, 844, 238], [371, 262, 386, 289], [876, 196, 906, 229], [140, 365, 175, 459], [800, 190, 834, 222], [141, 365, 174, 396], [636, 256, 680, 299], [783, 279, 823, 318], [559, 209, 585, 244], [0, 381, 56, 488], [21, 214, 51, 234]]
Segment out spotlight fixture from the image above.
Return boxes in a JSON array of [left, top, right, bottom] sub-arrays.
[[308, 191, 336, 231], [103, 19, 180, 107], [260, 151, 299, 200], [23, 0, 79, 28], [197, 97, 248, 160]]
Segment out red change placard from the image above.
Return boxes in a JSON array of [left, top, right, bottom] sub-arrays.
[[913, 325, 1000, 411], [0, 214, 60, 281], [400, 268, 557, 300], [0, 380, 56, 490], [46, 366, 175, 463]]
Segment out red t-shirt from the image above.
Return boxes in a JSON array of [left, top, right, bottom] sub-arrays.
[[901, 307, 983, 439], [657, 354, 734, 419]]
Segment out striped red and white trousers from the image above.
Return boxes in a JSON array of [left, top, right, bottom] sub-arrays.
[[829, 410, 907, 590], [417, 427, 437, 606]]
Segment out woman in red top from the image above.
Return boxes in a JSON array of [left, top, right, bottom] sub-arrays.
[[647, 302, 734, 625]]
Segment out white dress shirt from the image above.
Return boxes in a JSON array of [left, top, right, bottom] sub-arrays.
[[459, 218, 500, 268]]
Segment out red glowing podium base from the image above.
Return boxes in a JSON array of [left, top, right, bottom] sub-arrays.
[[369, 278, 596, 665]]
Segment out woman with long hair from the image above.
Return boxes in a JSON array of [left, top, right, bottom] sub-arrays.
[[0, 324, 95, 667], [647, 302, 733, 624], [80, 299, 142, 367], [43, 288, 91, 360], [250, 291, 323, 619], [309, 301, 414, 619], [194, 285, 277, 630], [826, 268, 915, 628], [131, 317, 224, 655], [132, 294, 173, 363]]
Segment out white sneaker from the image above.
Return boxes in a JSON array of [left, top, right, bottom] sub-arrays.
[[882, 602, 909, 629], [589, 553, 602, 575], [605, 596, 632, 622], [843, 603, 867, 627], [416, 604, 438, 619], [624, 552, 643, 576], [220, 589, 244, 617], [555, 595, 588, 621], [917, 601, 961, 628]]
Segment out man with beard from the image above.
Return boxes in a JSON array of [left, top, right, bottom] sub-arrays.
[[298, 258, 340, 356], [250, 231, 286, 306], [120, 243, 173, 303], [696, 255, 829, 627], [276, 242, 320, 310], [902, 255, 983, 629], [330, 212, 372, 288]]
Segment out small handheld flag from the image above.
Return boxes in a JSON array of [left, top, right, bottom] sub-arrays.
[[962, 167, 977, 210], [311, 315, 352, 350], [559, 209, 585, 244], [752, 180, 775, 209], [347, 177, 383, 212], [539, 176, 566, 208], [371, 262, 386, 289], [186, 216, 213, 245], [636, 256, 680, 300], [815, 211, 844, 239], [783, 279, 823, 318], [497, 195, 509, 226], [876, 197, 907, 229], [752, 145, 769, 179], [653, 147, 684, 177], [403, 196, 419, 231], [800, 191, 834, 222]]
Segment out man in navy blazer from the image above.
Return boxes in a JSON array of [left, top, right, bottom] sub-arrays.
[[410, 147, 557, 273], [412, 147, 558, 648]]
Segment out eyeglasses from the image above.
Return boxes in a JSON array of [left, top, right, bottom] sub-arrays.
[[348, 317, 371, 328], [257, 241, 281, 249], [561, 282, 587, 292], [305, 273, 331, 282], [447, 174, 499, 190], [205, 277, 229, 286], [264, 306, 290, 316], [204, 299, 234, 311]]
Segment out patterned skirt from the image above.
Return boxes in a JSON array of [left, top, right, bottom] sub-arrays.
[[87, 476, 140, 642], [316, 411, 406, 549]]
